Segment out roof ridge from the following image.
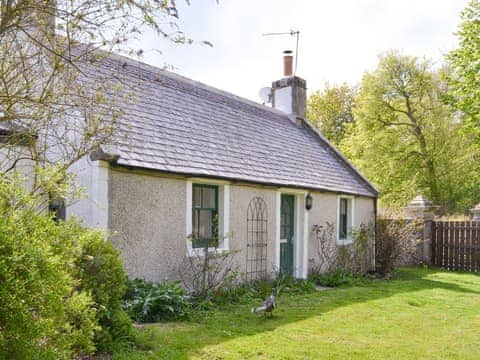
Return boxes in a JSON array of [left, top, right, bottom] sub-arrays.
[[106, 51, 289, 118], [90, 49, 378, 198]]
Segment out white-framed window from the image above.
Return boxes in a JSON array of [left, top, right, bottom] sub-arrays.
[[186, 179, 230, 255], [337, 195, 354, 245], [192, 183, 219, 249]]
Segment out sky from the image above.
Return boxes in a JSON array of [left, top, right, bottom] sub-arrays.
[[138, 0, 471, 102]]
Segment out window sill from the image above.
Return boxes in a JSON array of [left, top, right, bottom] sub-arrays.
[[336, 238, 353, 246], [187, 246, 230, 257]]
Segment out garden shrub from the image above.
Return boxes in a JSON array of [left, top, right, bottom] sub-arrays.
[[0, 178, 97, 359], [177, 243, 241, 299], [376, 217, 419, 278], [0, 176, 134, 357], [269, 271, 315, 296], [204, 272, 316, 309], [74, 227, 134, 351], [124, 279, 191, 322], [310, 221, 374, 279]]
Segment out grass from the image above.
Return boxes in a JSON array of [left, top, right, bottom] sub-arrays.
[[113, 267, 480, 359]]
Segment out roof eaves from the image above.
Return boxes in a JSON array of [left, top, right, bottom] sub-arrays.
[[109, 162, 378, 198]]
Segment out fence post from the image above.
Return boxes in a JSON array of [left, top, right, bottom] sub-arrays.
[[404, 195, 438, 265], [470, 204, 480, 221]]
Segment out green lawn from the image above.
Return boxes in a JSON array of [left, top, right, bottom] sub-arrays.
[[114, 267, 480, 359]]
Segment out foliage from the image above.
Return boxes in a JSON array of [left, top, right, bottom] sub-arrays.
[[375, 217, 420, 277], [113, 268, 480, 359], [124, 279, 191, 323], [191, 271, 316, 310], [310, 222, 337, 273], [0, 176, 97, 358], [74, 227, 134, 351], [0, 176, 134, 357], [178, 222, 240, 299], [310, 222, 374, 277], [445, 0, 480, 144], [271, 270, 316, 297], [341, 51, 480, 213], [307, 82, 356, 146], [0, 0, 206, 201], [350, 222, 375, 275]]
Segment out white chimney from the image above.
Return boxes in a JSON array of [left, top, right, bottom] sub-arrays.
[[271, 50, 307, 122]]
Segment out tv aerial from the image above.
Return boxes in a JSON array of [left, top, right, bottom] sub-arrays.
[[262, 29, 300, 75]]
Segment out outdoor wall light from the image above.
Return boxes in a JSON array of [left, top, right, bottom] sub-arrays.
[[305, 193, 313, 210]]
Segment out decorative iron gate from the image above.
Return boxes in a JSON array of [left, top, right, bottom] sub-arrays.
[[246, 197, 268, 281]]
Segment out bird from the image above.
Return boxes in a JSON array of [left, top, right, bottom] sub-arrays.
[[251, 287, 276, 317]]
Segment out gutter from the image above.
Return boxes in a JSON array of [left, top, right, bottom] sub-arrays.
[[106, 161, 379, 199]]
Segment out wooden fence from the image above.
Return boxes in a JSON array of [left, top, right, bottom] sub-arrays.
[[432, 221, 480, 272]]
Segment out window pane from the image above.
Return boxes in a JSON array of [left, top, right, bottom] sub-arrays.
[[202, 187, 217, 209], [192, 209, 199, 237], [339, 198, 348, 240], [191, 184, 219, 248], [340, 199, 347, 216], [193, 186, 202, 208], [198, 209, 213, 239]]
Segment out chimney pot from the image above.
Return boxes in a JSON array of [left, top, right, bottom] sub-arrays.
[[283, 50, 293, 77]]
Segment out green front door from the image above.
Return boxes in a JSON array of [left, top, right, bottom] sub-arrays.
[[280, 194, 295, 275]]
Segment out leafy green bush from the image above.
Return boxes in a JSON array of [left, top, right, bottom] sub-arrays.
[[0, 176, 134, 357], [0, 178, 97, 359], [271, 271, 316, 296], [124, 279, 191, 322], [74, 227, 134, 351], [310, 269, 355, 287], [289, 279, 317, 294]]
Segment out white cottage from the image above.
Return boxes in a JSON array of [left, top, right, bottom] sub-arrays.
[[62, 51, 378, 282]]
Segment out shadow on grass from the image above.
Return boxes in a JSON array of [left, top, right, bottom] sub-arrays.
[[125, 267, 480, 359]]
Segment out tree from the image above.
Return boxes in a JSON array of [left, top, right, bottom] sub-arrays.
[[341, 52, 479, 213], [0, 0, 201, 197], [445, 0, 480, 143], [307, 83, 355, 146], [0, 0, 202, 354]]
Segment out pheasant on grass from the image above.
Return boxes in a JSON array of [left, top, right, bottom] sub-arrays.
[[251, 288, 276, 317]]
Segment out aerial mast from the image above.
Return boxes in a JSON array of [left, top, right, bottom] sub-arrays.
[[262, 29, 300, 75]]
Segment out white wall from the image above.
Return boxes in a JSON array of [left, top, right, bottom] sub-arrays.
[[0, 144, 36, 191], [307, 192, 375, 273], [66, 156, 109, 229]]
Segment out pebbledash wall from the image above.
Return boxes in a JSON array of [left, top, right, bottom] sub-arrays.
[[104, 165, 375, 282]]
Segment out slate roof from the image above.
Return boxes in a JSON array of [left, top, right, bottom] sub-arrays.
[[89, 53, 378, 198]]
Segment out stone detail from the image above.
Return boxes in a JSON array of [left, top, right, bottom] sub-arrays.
[[90, 144, 121, 162], [470, 203, 480, 221], [272, 76, 307, 119], [394, 220, 423, 266], [403, 195, 439, 264]]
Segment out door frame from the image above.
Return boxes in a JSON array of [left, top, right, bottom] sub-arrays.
[[275, 189, 309, 279]]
